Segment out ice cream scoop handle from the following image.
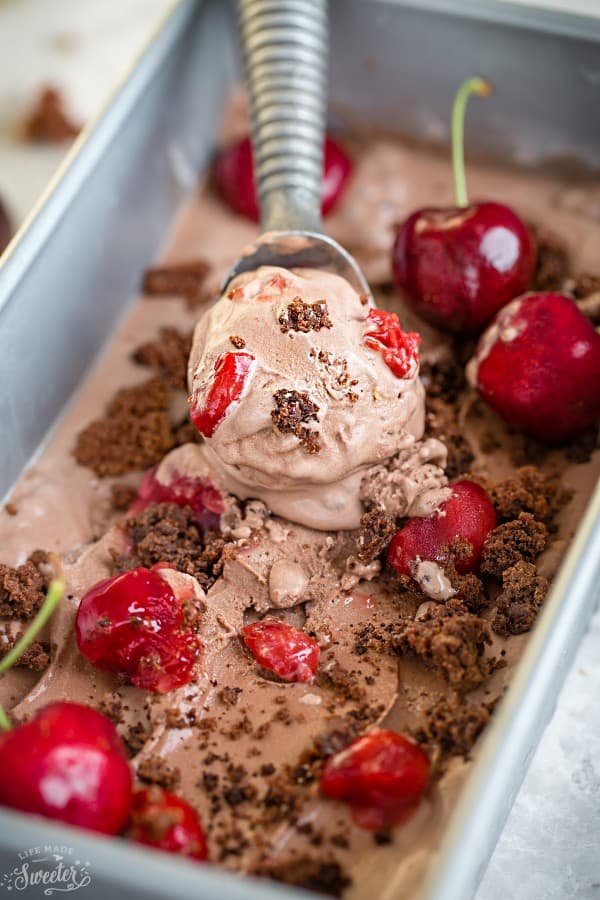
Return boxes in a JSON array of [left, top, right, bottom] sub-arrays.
[[238, 0, 327, 234]]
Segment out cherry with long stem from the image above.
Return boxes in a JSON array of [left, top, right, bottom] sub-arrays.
[[451, 76, 493, 207], [0, 572, 65, 730], [392, 75, 536, 334]]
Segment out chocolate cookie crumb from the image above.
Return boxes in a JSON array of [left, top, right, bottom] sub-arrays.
[[492, 561, 548, 636], [218, 686, 242, 707], [356, 509, 396, 564], [99, 691, 124, 724], [73, 377, 175, 477], [116, 502, 225, 590], [573, 273, 600, 299], [137, 755, 181, 791], [229, 335, 246, 349], [413, 695, 491, 760], [142, 259, 211, 308], [21, 87, 79, 143], [420, 357, 466, 405], [394, 599, 500, 692], [133, 327, 193, 390], [278, 297, 332, 334], [124, 722, 151, 757], [111, 483, 138, 513], [490, 466, 569, 529], [4, 502, 17, 516], [0, 551, 51, 619], [2, 637, 50, 671], [259, 858, 351, 897], [481, 513, 547, 578], [272, 389, 321, 453], [532, 230, 570, 291]]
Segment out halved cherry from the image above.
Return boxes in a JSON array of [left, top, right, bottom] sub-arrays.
[[130, 467, 223, 533], [241, 620, 320, 683], [126, 787, 208, 860], [75, 567, 201, 693], [363, 308, 421, 379], [190, 351, 255, 439]]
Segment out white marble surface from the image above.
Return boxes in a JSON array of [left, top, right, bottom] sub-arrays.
[[0, 1, 598, 898]]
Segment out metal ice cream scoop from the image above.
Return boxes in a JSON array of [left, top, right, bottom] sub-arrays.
[[224, 0, 372, 300]]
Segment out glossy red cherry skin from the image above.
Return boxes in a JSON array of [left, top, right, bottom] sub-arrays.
[[471, 292, 600, 442], [388, 480, 497, 577], [75, 567, 201, 693], [215, 135, 352, 222], [189, 351, 255, 439], [321, 729, 429, 830], [130, 466, 223, 533], [241, 620, 320, 683], [126, 788, 208, 860], [393, 201, 536, 334], [0, 702, 132, 834]]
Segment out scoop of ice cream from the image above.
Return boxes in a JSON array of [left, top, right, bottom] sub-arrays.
[[188, 265, 433, 530]]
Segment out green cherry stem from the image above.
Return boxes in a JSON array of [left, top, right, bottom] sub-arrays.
[[0, 575, 65, 731], [452, 76, 493, 208]]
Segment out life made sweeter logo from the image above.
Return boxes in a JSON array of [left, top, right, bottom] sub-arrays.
[[1, 845, 92, 895]]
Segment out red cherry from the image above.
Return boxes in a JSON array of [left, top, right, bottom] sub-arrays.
[[189, 351, 255, 439], [130, 466, 223, 533], [321, 729, 429, 830], [215, 135, 352, 222], [0, 702, 132, 834], [126, 788, 208, 860], [241, 620, 320, 683], [393, 201, 536, 334], [75, 567, 201, 693], [471, 292, 600, 442], [363, 308, 421, 379], [388, 480, 497, 577]]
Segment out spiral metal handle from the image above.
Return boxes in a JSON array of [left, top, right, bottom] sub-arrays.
[[238, 0, 328, 234]]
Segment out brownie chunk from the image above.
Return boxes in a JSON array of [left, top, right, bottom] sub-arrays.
[[142, 259, 212, 307], [492, 561, 548, 636], [480, 513, 547, 578], [490, 466, 569, 529], [132, 327, 192, 390], [271, 389, 321, 453], [0, 550, 51, 619], [413, 696, 492, 760], [21, 87, 79, 143], [393, 600, 500, 692], [259, 858, 351, 898], [137, 755, 181, 791], [73, 377, 175, 477], [355, 509, 396, 564], [278, 297, 332, 334], [115, 502, 225, 590]]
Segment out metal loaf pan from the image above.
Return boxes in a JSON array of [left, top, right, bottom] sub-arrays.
[[0, 1, 599, 898]]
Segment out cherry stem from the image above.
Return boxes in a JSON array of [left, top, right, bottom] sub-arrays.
[[0, 575, 65, 731], [452, 76, 493, 207]]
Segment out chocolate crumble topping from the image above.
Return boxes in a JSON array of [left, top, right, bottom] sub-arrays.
[[137, 755, 181, 791], [0, 635, 50, 671], [492, 561, 549, 636], [21, 87, 80, 143], [110, 483, 138, 513], [142, 259, 212, 308], [73, 377, 175, 477], [278, 297, 332, 334], [489, 466, 568, 529], [531, 229, 570, 291], [481, 513, 547, 578], [258, 857, 352, 897], [355, 509, 396, 564], [412, 695, 492, 762], [133, 327, 192, 390], [229, 335, 246, 349], [0, 550, 51, 619], [271, 389, 321, 453], [115, 502, 225, 590], [394, 599, 501, 692]]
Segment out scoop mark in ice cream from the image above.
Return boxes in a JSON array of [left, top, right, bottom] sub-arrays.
[[271, 389, 321, 454], [363, 308, 421, 379], [190, 351, 255, 438]]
